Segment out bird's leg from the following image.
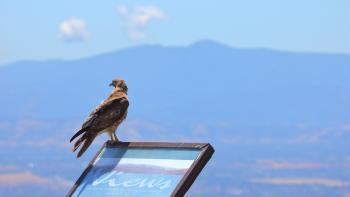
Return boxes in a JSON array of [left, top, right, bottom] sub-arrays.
[[113, 132, 119, 142], [109, 132, 116, 141]]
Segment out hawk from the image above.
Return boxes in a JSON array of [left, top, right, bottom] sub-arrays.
[[70, 78, 129, 158]]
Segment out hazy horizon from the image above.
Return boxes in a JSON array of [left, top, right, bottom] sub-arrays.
[[2, 39, 350, 67]]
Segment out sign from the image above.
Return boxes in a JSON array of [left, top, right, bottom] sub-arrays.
[[67, 142, 214, 197]]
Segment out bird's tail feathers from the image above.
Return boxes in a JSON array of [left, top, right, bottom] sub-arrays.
[[72, 136, 84, 152], [70, 129, 85, 142], [76, 134, 96, 158]]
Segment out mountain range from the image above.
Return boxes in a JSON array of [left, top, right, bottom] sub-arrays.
[[1, 40, 350, 196]]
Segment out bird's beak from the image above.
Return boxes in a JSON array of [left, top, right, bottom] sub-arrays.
[[109, 82, 114, 87]]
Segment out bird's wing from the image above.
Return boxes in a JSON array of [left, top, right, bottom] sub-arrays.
[[84, 97, 129, 132], [70, 97, 128, 142]]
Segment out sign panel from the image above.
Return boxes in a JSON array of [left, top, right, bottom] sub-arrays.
[[67, 142, 214, 197]]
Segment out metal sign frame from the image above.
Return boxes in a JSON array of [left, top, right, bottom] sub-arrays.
[[67, 141, 214, 197]]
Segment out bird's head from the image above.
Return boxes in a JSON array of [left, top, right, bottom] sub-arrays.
[[109, 78, 128, 93]]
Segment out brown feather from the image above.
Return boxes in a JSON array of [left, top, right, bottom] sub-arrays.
[[70, 129, 84, 142], [72, 136, 84, 152], [77, 135, 96, 158]]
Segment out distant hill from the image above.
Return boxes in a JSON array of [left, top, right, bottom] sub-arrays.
[[1, 40, 350, 125]]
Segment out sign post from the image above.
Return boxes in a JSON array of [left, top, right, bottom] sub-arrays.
[[67, 141, 214, 197]]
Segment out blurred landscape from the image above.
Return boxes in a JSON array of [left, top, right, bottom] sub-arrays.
[[1, 40, 350, 196]]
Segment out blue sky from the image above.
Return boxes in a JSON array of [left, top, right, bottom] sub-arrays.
[[0, 0, 349, 65]]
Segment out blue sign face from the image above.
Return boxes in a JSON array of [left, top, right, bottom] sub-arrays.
[[72, 147, 200, 197]]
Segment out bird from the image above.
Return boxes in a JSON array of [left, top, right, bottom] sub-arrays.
[[70, 78, 129, 158]]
